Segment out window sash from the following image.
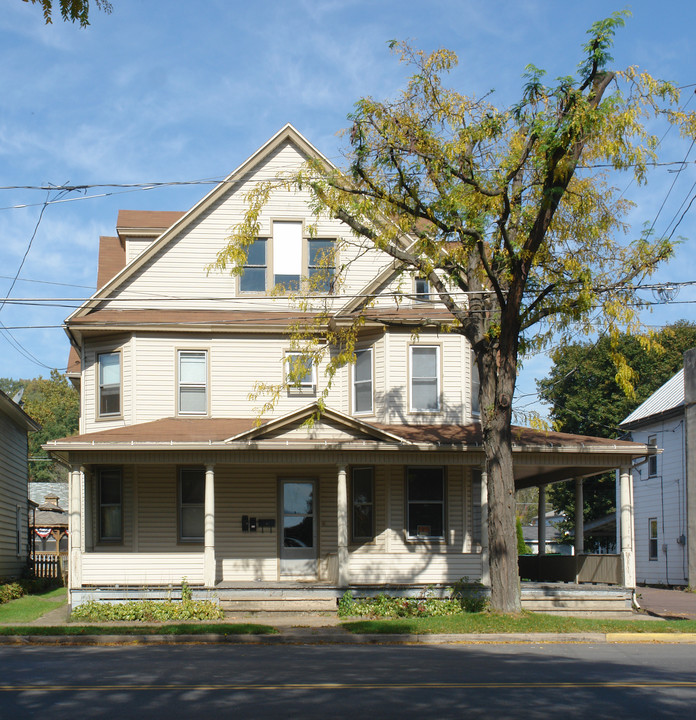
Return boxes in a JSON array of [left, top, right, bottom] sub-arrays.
[[273, 221, 302, 291], [648, 435, 658, 476], [308, 239, 335, 294], [98, 352, 121, 416], [179, 467, 205, 541], [99, 470, 122, 542], [471, 351, 480, 415], [649, 518, 658, 560], [178, 351, 207, 415], [240, 239, 267, 292], [353, 349, 373, 414], [410, 346, 439, 412], [406, 467, 444, 539], [352, 467, 374, 541], [286, 352, 316, 391], [414, 277, 430, 301]]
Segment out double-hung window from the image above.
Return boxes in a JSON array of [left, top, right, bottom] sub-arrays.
[[471, 350, 480, 416], [179, 467, 205, 542], [410, 345, 440, 412], [414, 276, 430, 302], [648, 518, 658, 560], [648, 435, 658, 477], [406, 467, 445, 540], [178, 350, 207, 415], [353, 348, 373, 414], [286, 352, 316, 393], [99, 468, 122, 543], [240, 239, 267, 293], [273, 221, 302, 291], [308, 239, 335, 294], [352, 467, 374, 541], [98, 352, 121, 417]]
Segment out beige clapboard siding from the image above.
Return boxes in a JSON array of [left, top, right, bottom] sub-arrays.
[[0, 412, 28, 576], [347, 553, 482, 584], [136, 464, 183, 552], [81, 553, 204, 585]]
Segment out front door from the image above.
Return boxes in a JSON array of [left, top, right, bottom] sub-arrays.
[[279, 480, 317, 578]]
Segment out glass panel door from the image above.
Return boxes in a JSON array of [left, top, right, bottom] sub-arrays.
[[280, 480, 317, 578]]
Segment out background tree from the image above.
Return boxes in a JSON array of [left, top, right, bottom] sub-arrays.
[[538, 321, 696, 547], [0, 371, 79, 483], [22, 0, 112, 27], [214, 13, 695, 612]]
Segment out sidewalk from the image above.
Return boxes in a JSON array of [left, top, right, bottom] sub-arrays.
[[637, 586, 696, 620]]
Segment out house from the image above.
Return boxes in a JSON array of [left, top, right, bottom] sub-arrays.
[[619, 348, 696, 587], [45, 125, 651, 608], [0, 389, 40, 577]]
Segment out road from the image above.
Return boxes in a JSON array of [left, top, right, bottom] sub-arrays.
[[0, 643, 694, 718]]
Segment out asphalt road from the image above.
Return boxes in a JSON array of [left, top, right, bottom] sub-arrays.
[[0, 643, 694, 719]]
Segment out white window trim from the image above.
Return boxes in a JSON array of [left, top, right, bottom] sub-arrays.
[[352, 348, 374, 415], [239, 238, 268, 294], [177, 349, 209, 416], [648, 517, 658, 561], [647, 435, 658, 477], [97, 350, 122, 419], [405, 467, 446, 541], [409, 344, 441, 413], [285, 351, 317, 394], [471, 350, 480, 417]]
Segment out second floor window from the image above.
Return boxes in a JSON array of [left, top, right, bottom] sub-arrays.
[[99, 468, 122, 542], [178, 350, 207, 414], [353, 348, 373, 414], [471, 351, 480, 416], [410, 345, 440, 412], [286, 352, 316, 393], [98, 352, 121, 417], [648, 435, 658, 477]]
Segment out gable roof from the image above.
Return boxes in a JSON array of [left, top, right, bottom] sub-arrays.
[[66, 124, 335, 323], [0, 389, 40, 432], [620, 369, 684, 429]]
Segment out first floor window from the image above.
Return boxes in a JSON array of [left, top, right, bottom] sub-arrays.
[[353, 348, 373, 414], [179, 467, 205, 541], [98, 351, 121, 416], [99, 469, 122, 542], [410, 345, 440, 412], [407, 467, 444, 540], [649, 518, 658, 560], [352, 467, 374, 541], [286, 352, 316, 393], [178, 350, 208, 414]]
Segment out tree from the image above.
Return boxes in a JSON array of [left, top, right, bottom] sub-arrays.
[[538, 321, 696, 546], [214, 13, 695, 612], [0, 371, 79, 483], [22, 0, 112, 27]]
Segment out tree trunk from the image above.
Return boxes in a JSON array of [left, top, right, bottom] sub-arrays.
[[480, 349, 522, 613]]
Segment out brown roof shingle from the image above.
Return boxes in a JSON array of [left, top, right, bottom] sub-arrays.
[[116, 210, 185, 232]]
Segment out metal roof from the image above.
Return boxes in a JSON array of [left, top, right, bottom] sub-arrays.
[[620, 368, 684, 427]]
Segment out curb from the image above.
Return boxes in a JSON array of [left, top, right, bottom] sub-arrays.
[[2, 631, 696, 646]]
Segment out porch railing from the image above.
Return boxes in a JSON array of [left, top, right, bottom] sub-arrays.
[[32, 552, 68, 582], [519, 554, 623, 585]]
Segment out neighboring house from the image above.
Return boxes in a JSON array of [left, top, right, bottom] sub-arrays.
[[522, 511, 572, 556], [45, 125, 651, 607], [0, 389, 40, 577], [619, 348, 696, 587], [29, 492, 69, 555]]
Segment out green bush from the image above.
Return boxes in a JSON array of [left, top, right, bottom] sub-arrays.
[[0, 582, 24, 604], [71, 597, 224, 622]]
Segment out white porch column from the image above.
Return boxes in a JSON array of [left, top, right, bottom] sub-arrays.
[[204, 464, 216, 588], [480, 467, 490, 588], [68, 464, 83, 592], [619, 465, 636, 588], [537, 485, 547, 556], [337, 464, 349, 587], [574, 477, 584, 556]]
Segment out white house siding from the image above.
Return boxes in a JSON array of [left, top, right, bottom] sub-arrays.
[[0, 412, 28, 576], [630, 422, 689, 585], [81, 554, 204, 586], [125, 237, 154, 264]]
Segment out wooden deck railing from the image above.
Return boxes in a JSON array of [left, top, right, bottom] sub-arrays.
[[32, 552, 68, 581], [519, 554, 623, 585]]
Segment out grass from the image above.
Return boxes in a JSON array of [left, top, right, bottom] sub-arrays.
[[340, 612, 696, 635], [0, 587, 67, 624], [0, 623, 278, 636]]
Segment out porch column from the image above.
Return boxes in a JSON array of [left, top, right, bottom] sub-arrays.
[[619, 465, 636, 588], [480, 467, 490, 588], [204, 464, 215, 588], [68, 465, 83, 591], [537, 485, 547, 556], [337, 464, 349, 587], [574, 477, 584, 556]]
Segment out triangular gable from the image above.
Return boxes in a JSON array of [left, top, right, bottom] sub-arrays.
[[66, 124, 337, 322], [225, 402, 412, 445]]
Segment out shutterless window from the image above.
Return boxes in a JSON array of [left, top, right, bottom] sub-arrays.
[[178, 351, 207, 414], [179, 467, 205, 542], [648, 435, 658, 477], [649, 518, 658, 560], [273, 221, 302, 292], [99, 469, 122, 542], [353, 348, 373, 414], [286, 352, 316, 393], [410, 346, 440, 411], [471, 350, 480, 415], [352, 467, 374, 541], [414, 276, 430, 301], [407, 467, 444, 539], [15, 505, 21, 556], [308, 239, 335, 294], [98, 352, 120, 416], [240, 238, 267, 292]]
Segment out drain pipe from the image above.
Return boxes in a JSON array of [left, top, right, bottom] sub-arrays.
[[631, 588, 641, 611]]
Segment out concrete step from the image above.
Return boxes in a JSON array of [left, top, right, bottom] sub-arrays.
[[219, 598, 338, 613]]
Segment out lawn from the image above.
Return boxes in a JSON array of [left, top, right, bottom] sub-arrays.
[[340, 612, 696, 635], [0, 587, 67, 624]]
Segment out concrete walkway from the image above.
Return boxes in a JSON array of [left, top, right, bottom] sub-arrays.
[[637, 586, 696, 620]]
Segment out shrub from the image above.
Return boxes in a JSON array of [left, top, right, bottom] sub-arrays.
[[0, 582, 24, 604], [71, 597, 224, 623]]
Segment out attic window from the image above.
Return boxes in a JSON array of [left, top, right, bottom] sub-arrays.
[[240, 239, 267, 292], [273, 221, 302, 292]]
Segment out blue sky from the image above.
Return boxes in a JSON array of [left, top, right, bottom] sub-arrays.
[[1, 0, 695, 418]]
